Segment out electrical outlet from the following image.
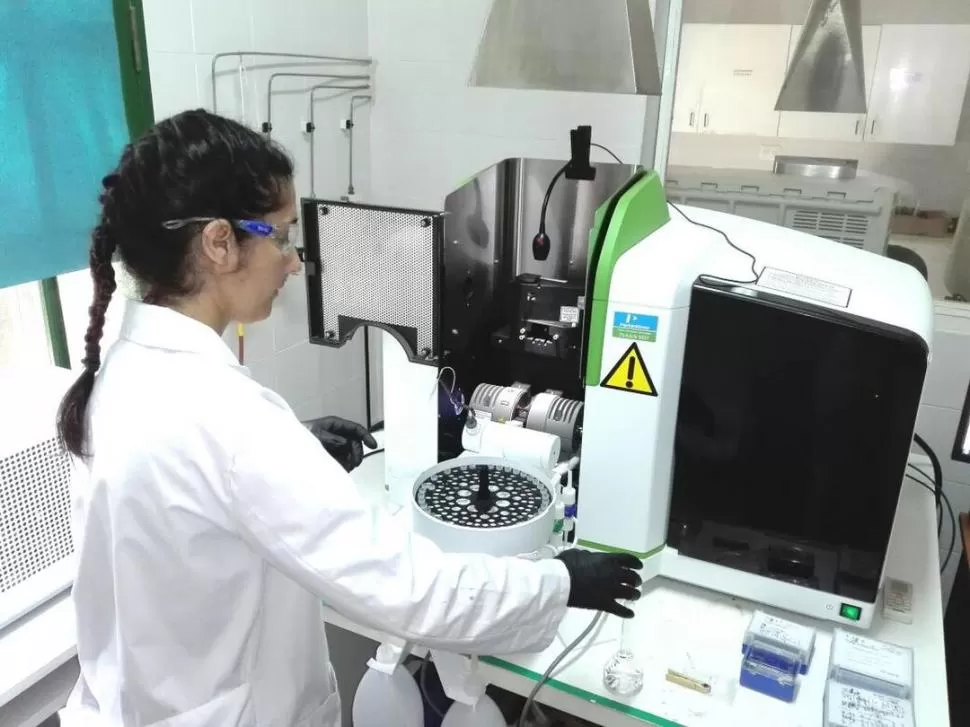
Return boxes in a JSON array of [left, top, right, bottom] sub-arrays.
[[759, 145, 781, 162]]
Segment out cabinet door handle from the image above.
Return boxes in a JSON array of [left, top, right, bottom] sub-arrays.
[[128, 0, 143, 73], [870, 119, 877, 135], [689, 111, 695, 127], [854, 119, 861, 136], [703, 113, 710, 128]]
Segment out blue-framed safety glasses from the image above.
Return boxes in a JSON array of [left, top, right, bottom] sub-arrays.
[[162, 217, 298, 255]]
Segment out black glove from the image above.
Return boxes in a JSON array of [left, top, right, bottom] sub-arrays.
[[555, 549, 643, 618], [306, 417, 378, 472]]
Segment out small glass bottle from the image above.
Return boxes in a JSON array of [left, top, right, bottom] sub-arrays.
[[602, 604, 644, 696]]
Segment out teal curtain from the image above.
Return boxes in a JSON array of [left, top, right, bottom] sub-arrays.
[[0, 0, 130, 288]]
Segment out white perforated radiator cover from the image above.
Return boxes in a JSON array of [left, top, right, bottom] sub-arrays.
[[0, 366, 78, 630]]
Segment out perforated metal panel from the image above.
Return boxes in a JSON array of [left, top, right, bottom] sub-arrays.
[[0, 436, 73, 594], [302, 199, 442, 364]]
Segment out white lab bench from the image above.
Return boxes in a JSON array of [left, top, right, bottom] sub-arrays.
[[0, 453, 949, 727]]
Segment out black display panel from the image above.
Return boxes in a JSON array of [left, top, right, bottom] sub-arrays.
[[669, 282, 928, 603]]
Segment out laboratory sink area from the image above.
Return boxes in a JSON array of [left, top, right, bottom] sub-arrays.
[[4, 1, 970, 727]]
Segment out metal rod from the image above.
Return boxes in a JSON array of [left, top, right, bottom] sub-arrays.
[[306, 83, 371, 195], [210, 51, 371, 114], [266, 73, 370, 135], [347, 95, 372, 195], [653, 0, 684, 183], [364, 330, 373, 430]]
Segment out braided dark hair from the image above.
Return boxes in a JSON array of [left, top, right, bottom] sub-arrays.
[[57, 109, 293, 457]]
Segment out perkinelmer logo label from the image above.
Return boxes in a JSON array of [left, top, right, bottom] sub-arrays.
[[612, 312, 658, 343]]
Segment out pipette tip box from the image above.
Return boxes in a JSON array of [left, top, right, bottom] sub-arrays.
[[828, 628, 914, 700], [741, 610, 816, 675], [824, 681, 914, 727], [739, 640, 801, 702]]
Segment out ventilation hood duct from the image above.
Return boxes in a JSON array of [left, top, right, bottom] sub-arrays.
[[775, 0, 867, 113], [469, 0, 662, 96]]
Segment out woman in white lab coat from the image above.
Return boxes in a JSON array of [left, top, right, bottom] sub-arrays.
[[56, 110, 642, 727]]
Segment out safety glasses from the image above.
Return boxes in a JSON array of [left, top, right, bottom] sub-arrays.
[[161, 217, 298, 255]]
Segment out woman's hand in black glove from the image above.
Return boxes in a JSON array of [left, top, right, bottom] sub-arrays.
[[305, 417, 378, 472], [555, 549, 644, 618]]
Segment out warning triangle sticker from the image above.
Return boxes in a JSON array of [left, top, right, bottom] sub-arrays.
[[600, 343, 658, 397]]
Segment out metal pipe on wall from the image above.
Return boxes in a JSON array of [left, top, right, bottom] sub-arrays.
[[210, 51, 371, 116], [346, 95, 372, 196], [306, 84, 371, 195], [265, 73, 370, 135]]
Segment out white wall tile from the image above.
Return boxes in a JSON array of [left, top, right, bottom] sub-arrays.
[[368, 0, 488, 65], [247, 0, 306, 55], [245, 355, 278, 391], [274, 274, 311, 353], [143, 0, 195, 54], [191, 0, 254, 55], [323, 375, 368, 424], [149, 52, 201, 120], [274, 341, 325, 410], [198, 54, 258, 121], [923, 326, 970, 410], [299, 0, 370, 58], [915, 404, 970, 485]]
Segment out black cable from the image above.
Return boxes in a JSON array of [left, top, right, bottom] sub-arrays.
[[590, 142, 625, 165], [907, 463, 943, 534], [911, 433, 951, 570], [537, 164, 569, 232], [906, 473, 957, 574], [668, 201, 760, 284], [913, 432, 944, 508], [362, 448, 384, 460]]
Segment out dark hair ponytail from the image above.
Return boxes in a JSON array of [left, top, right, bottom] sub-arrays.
[[56, 110, 293, 458], [57, 192, 119, 457]]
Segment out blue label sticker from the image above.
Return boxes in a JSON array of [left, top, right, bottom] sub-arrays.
[[612, 312, 659, 342]]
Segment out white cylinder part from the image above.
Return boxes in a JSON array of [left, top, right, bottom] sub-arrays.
[[412, 456, 556, 557], [441, 695, 507, 727], [352, 661, 424, 727], [461, 419, 561, 473]]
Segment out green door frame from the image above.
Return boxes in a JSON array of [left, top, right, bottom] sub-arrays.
[[41, 0, 154, 369]]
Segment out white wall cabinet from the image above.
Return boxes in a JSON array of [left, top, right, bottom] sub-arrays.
[[673, 22, 970, 147], [673, 24, 791, 137], [865, 24, 970, 147], [777, 25, 882, 142]]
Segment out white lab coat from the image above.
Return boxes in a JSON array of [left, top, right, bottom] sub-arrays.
[[61, 301, 570, 727]]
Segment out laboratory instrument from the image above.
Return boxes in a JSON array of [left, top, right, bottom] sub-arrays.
[[301, 126, 932, 630], [665, 164, 897, 257], [0, 366, 79, 631]]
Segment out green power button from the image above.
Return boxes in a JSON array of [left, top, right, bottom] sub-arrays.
[[840, 603, 862, 621]]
